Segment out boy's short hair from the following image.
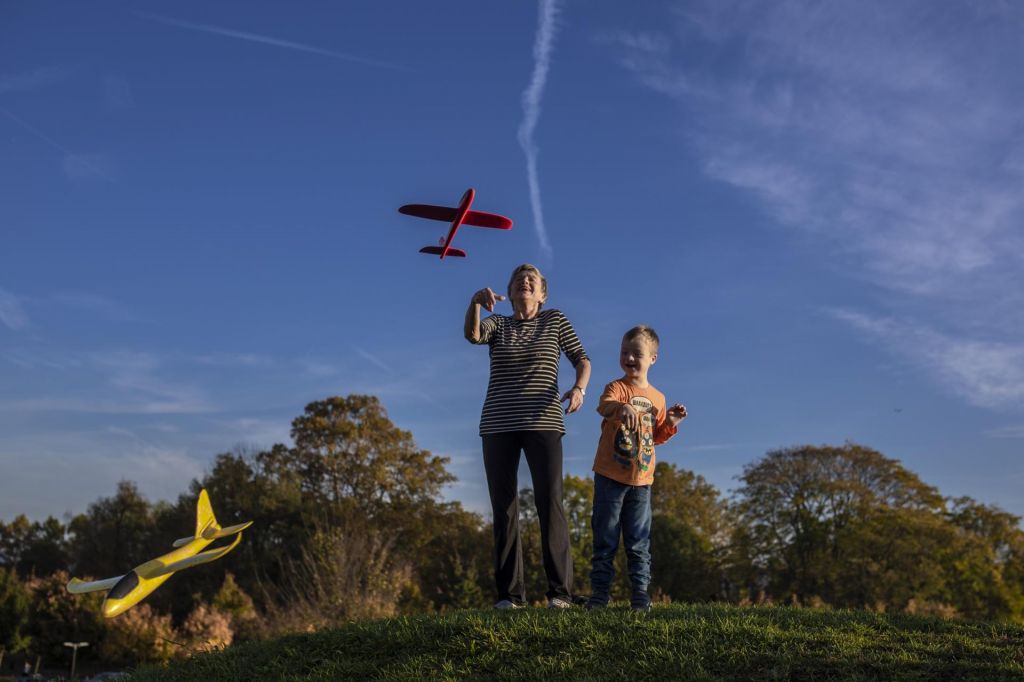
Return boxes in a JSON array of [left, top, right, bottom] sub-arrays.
[[623, 325, 660, 351]]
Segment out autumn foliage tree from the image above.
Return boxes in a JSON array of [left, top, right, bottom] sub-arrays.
[[289, 395, 455, 516], [728, 442, 1024, 616]]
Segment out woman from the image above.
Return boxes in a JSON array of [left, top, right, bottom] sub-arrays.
[[464, 263, 591, 609]]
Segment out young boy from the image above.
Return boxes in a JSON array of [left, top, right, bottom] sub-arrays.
[[587, 325, 687, 611]]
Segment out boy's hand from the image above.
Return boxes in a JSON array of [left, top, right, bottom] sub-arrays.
[[666, 403, 688, 426], [472, 287, 506, 312], [561, 387, 584, 414], [618, 403, 640, 431]]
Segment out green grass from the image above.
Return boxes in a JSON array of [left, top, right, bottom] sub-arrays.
[[130, 603, 1024, 681]]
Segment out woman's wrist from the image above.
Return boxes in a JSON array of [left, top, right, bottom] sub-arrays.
[[572, 385, 586, 396]]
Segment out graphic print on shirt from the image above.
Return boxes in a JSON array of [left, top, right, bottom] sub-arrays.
[[613, 396, 656, 473]]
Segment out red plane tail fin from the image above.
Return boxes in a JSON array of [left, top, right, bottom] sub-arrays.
[[419, 246, 466, 258]]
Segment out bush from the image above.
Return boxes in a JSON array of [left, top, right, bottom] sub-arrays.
[[262, 522, 413, 634], [181, 603, 234, 654], [100, 603, 176, 664]]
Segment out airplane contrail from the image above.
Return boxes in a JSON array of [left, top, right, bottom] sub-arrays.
[[518, 0, 559, 259], [134, 11, 408, 71]]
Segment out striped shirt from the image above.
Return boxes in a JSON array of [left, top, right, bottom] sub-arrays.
[[474, 308, 588, 435]]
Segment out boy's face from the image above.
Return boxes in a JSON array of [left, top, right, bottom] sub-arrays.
[[620, 337, 657, 381]]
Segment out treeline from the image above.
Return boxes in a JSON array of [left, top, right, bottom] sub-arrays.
[[2, 395, 1023, 670]]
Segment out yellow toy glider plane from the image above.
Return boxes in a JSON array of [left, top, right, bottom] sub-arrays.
[[67, 489, 252, 618]]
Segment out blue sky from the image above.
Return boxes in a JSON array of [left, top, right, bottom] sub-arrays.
[[2, 0, 1023, 523]]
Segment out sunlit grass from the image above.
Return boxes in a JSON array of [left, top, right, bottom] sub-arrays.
[[130, 603, 1024, 681]]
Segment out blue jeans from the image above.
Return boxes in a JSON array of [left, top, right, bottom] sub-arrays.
[[589, 473, 652, 607]]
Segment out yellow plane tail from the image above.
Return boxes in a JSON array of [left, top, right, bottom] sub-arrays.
[[171, 491, 251, 548], [196, 488, 220, 537]]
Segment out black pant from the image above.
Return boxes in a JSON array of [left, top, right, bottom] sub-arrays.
[[482, 430, 572, 603]]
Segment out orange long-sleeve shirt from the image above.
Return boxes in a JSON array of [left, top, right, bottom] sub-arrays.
[[591, 379, 677, 486]]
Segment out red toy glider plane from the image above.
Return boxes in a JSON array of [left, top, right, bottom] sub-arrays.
[[399, 188, 512, 259]]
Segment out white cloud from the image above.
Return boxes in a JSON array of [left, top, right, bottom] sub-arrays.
[[300, 359, 339, 377], [0, 431, 204, 520], [3, 350, 214, 414], [831, 309, 1024, 410], [606, 1, 1024, 411], [1, 397, 211, 415], [213, 417, 290, 449], [681, 442, 746, 453], [607, 1, 1024, 297], [987, 425, 1024, 439], [0, 288, 29, 330], [51, 292, 137, 321], [194, 352, 273, 367]]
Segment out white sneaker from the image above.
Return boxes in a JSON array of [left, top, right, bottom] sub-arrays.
[[495, 599, 522, 610], [547, 597, 573, 609]]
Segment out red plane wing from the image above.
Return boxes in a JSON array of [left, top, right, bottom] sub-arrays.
[[398, 204, 456, 222], [420, 246, 466, 257], [463, 211, 513, 230], [398, 206, 511, 230]]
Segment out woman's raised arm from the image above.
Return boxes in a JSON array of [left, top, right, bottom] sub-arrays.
[[464, 287, 504, 343]]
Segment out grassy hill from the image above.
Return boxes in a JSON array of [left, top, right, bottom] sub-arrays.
[[130, 603, 1024, 681]]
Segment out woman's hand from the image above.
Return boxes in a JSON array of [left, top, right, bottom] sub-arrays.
[[472, 287, 506, 312], [561, 386, 584, 414]]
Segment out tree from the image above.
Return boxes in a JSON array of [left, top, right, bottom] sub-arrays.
[[836, 506, 957, 611], [943, 497, 1024, 621], [563, 475, 594, 597], [67, 481, 156, 580], [652, 463, 731, 547], [144, 449, 302, 620], [650, 515, 720, 602], [24, 571, 105, 666], [733, 443, 946, 606], [212, 573, 263, 641], [411, 504, 490, 611], [0, 515, 69, 578], [289, 396, 455, 517], [159, 395, 471, 620], [0, 566, 31, 653]]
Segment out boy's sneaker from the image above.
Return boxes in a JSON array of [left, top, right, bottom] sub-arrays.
[[547, 596, 573, 609], [495, 599, 522, 610], [631, 591, 652, 612], [584, 600, 607, 611]]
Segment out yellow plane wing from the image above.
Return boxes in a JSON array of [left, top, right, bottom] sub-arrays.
[[138, 532, 244, 580], [67, 576, 123, 594]]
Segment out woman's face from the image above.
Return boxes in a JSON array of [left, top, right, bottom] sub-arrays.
[[510, 269, 546, 309]]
